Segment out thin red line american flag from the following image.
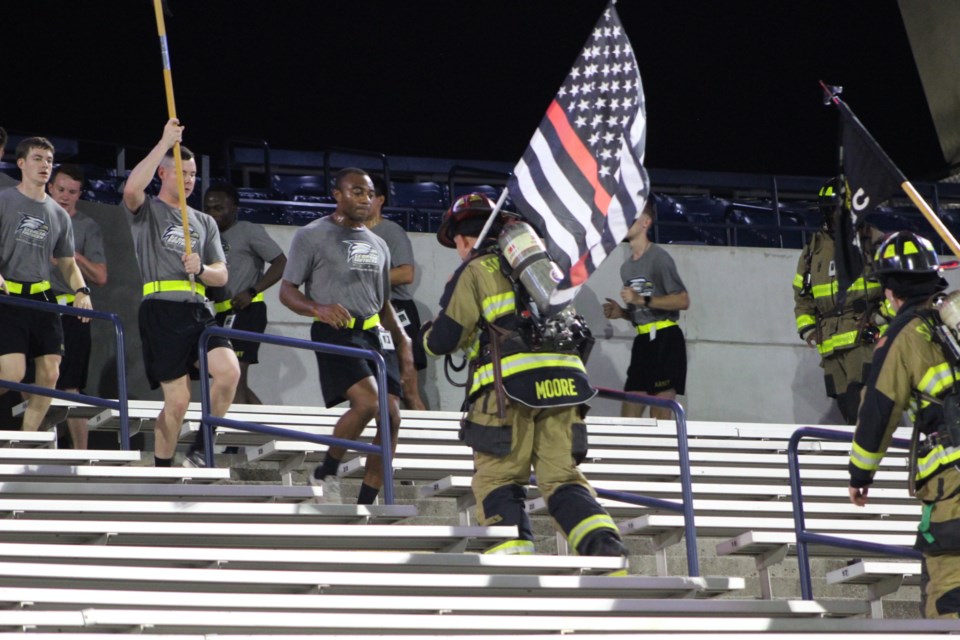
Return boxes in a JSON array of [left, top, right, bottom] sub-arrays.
[[508, 1, 649, 313]]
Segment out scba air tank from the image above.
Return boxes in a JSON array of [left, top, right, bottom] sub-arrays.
[[498, 221, 565, 315]]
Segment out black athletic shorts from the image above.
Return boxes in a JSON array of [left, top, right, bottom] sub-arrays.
[[57, 312, 92, 391], [215, 301, 268, 364], [310, 321, 402, 408], [625, 324, 687, 395], [391, 298, 426, 370], [0, 289, 63, 359], [139, 299, 232, 390]]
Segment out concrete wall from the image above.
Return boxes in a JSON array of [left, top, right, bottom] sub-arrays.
[[6, 176, 960, 425]]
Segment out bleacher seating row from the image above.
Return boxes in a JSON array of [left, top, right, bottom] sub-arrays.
[[0, 397, 957, 633], [25, 397, 932, 620]]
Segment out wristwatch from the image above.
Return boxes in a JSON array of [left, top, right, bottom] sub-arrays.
[[247, 287, 258, 297], [75, 286, 92, 295]]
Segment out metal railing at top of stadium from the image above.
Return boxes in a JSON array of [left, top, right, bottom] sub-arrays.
[[0, 294, 131, 448], [787, 426, 921, 601], [196, 325, 396, 504]]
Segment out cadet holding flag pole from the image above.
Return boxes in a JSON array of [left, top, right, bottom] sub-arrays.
[[152, 0, 195, 292]]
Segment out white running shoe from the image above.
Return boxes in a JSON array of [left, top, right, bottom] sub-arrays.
[[308, 473, 342, 504]]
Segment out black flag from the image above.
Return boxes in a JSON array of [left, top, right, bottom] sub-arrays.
[[826, 92, 907, 305]]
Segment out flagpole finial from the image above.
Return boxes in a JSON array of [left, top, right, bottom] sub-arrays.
[[819, 80, 842, 106]]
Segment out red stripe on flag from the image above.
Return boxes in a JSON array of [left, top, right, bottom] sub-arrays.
[[570, 254, 589, 286], [546, 101, 612, 214]]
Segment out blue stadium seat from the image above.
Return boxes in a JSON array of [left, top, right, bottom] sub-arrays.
[[274, 174, 327, 201], [391, 181, 446, 210]]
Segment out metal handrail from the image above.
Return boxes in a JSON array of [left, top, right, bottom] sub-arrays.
[[593, 386, 699, 576], [787, 426, 920, 600], [0, 294, 130, 448], [197, 326, 395, 504]]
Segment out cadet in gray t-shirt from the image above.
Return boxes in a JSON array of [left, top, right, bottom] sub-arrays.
[[204, 183, 287, 406], [48, 164, 109, 450], [365, 174, 426, 409], [121, 119, 238, 467], [0, 137, 91, 435], [602, 199, 690, 420], [280, 168, 414, 506]]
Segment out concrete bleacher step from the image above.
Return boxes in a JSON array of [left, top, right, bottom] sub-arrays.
[[0, 499, 416, 524], [0, 520, 516, 551], [0, 480, 318, 502], [0, 464, 227, 483], [424, 476, 916, 505], [526, 495, 921, 520], [0, 609, 957, 634], [0, 560, 740, 598], [0, 543, 625, 575], [0, 587, 870, 617], [620, 513, 921, 540], [0, 448, 139, 465], [826, 560, 923, 619], [345, 455, 908, 486], [0, 430, 56, 448]]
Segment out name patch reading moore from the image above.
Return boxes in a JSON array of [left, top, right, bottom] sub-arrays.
[[535, 377, 579, 399]]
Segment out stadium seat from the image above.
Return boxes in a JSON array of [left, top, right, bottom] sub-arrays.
[[391, 181, 446, 210]]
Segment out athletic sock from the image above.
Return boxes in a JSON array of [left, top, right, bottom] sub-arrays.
[[357, 483, 379, 505], [154, 455, 173, 467], [313, 453, 341, 480]]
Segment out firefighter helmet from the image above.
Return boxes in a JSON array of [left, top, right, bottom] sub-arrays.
[[873, 231, 941, 275], [437, 192, 498, 248], [818, 177, 843, 233]]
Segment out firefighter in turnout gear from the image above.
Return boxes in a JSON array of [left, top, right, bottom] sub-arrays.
[[848, 231, 960, 619], [422, 193, 628, 558], [793, 177, 887, 424]]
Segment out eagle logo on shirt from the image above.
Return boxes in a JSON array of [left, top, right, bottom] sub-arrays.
[[15, 214, 50, 246], [343, 240, 380, 271], [161, 224, 200, 254]]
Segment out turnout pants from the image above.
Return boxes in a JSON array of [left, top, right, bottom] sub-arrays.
[[465, 389, 618, 554], [916, 467, 960, 619]]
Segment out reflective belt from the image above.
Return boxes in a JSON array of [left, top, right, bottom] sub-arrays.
[[214, 292, 264, 313], [142, 280, 206, 297], [5, 280, 51, 296], [470, 352, 586, 397], [635, 319, 678, 335], [314, 313, 380, 330], [56, 294, 76, 306]]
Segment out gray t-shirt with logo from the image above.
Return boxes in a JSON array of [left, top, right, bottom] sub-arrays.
[[51, 210, 106, 296], [215, 221, 283, 300], [0, 187, 74, 283], [283, 215, 390, 318], [124, 196, 225, 303], [619, 243, 686, 325], [368, 218, 414, 302]]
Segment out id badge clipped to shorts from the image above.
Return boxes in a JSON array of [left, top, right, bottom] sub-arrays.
[[223, 314, 237, 330], [377, 326, 396, 351], [396, 307, 411, 329]]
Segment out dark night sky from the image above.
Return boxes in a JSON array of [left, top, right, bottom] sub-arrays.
[[1, 1, 946, 180]]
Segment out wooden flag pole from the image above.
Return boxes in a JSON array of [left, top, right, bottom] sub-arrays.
[[152, 0, 195, 291], [900, 181, 960, 260]]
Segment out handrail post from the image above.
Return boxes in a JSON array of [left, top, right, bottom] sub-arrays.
[[112, 315, 130, 450], [196, 326, 396, 504], [593, 386, 699, 576], [788, 426, 917, 602], [197, 332, 216, 468], [787, 427, 813, 599]]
